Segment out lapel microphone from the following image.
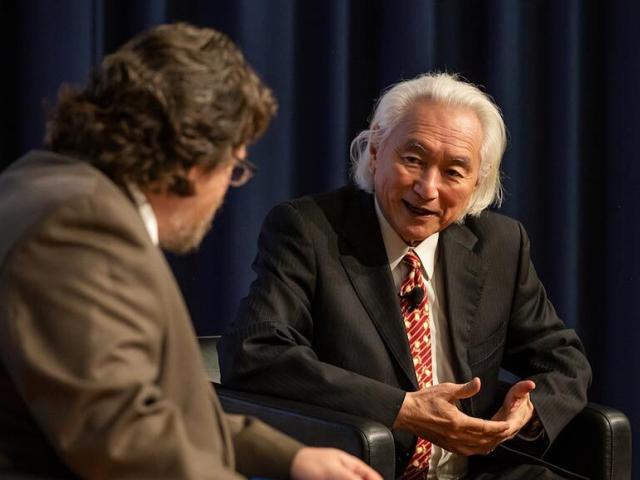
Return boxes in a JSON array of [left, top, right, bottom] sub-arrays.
[[400, 286, 425, 310]]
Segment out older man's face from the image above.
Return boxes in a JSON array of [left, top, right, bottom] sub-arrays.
[[370, 100, 482, 245]]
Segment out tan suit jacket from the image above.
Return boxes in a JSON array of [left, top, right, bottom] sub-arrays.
[[0, 151, 301, 479]]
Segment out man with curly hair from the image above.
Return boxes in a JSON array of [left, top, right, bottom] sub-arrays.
[[0, 23, 380, 480]]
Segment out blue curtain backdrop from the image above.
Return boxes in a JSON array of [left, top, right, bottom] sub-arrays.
[[2, 0, 638, 474]]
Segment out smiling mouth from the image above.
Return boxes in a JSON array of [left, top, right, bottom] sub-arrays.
[[402, 200, 437, 216]]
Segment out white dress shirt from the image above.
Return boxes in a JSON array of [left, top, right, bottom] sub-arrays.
[[375, 200, 467, 479], [127, 182, 159, 246]]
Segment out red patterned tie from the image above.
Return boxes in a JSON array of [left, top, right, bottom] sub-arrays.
[[400, 250, 432, 480]]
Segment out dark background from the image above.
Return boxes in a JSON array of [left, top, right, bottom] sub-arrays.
[[1, 0, 638, 475]]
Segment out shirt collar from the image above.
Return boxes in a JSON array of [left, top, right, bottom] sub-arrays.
[[374, 197, 439, 280], [127, 182, 159, 246]]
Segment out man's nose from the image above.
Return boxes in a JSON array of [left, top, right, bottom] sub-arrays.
[[413, 169, 439, 200]]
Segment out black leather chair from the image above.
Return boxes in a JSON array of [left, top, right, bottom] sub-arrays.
[[202, 336, 633, 480], [543, 402, 632, 480], [0, 336, 632, 479], [216, 384, 396, 479], [216, 385, 632, 480]]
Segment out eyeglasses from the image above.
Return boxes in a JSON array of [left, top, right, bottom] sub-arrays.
[[229, 158, 257, 187]]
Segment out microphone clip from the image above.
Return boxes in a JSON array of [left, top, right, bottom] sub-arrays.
[[400, 286, 425, 310]]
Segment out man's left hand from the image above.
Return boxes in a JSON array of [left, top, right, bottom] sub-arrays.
[[491, 380, 536, 441]]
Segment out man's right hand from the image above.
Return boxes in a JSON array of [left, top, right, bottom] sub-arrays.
[[393, 377, 512, 456]]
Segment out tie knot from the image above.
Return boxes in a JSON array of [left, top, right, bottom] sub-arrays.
[[402, 250, 421, 271]]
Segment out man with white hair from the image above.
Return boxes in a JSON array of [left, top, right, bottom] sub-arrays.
[[220, 73, 591, 479]]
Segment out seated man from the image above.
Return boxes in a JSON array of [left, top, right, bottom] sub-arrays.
[[219, 73, 592, 479], [0, 22, 380, 480]]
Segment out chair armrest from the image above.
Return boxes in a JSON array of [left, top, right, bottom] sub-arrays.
[[543, 402, 632, 480], [214, 383, 396, 480]]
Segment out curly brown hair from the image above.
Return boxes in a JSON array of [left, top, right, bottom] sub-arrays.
[[45, 22, 276, 196]]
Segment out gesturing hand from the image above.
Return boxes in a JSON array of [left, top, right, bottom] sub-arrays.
[[290, 447, 382, 480], [393, 378, 513, 456], [491, 379, 536, 440]]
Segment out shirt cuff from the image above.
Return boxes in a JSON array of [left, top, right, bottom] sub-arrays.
[[517, 411, 545, 441]]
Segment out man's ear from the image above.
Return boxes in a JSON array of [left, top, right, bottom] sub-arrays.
[[369, 142, 377, 158], [368, 124, 380, 175], [368, 142, 378, 175], [369, 153, 377, 177], [186, 165, 202, 181]]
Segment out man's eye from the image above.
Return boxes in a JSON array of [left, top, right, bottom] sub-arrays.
[[402, 156, 421, 165], [446, 169, 463, 178]]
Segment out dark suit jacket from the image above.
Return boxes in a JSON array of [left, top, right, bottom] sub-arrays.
[[0, 151, 301, 479], [219, 186, 591, 472]]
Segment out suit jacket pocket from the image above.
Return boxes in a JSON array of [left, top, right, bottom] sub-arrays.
[[467, 323, 506, 367]]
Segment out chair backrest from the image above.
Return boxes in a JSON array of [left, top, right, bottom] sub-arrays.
[[198, 336, 221, 383]]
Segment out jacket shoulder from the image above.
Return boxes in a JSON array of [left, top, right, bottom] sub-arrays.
[[289, 185, 368, 212], [0, 151, 144, 265], [456, 210, 528, 260], [265, 186, 370, 227], [464, 210, 524, 241]]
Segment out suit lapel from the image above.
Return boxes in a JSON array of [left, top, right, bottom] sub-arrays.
[[337, 190, 418, 389], [439, 222, 487, 413]]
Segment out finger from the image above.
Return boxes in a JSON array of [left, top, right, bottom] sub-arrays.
[[448, 424, 510, 444], [461, 445, 494, 456], [350, 461, 383, 480], [360, 468, 383, 480], [435, 431, 501, 455], [500, 381, 535, 414], [335, 469, 362, 480], [451, 377, 481, 400], [458, 439, 501, 456], [451, 443, 486, 456], [509, 380, 536, 399], [341, 454, 383, 480], [451, 411, 510, 436]]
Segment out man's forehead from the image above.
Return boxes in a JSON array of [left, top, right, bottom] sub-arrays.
[[395, 133, 480, 157], [387, 103, 483, 153]]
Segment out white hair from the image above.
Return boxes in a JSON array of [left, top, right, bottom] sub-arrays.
[[350, 72, 506, 217]]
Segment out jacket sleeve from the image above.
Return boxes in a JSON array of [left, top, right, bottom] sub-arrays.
[[0, 195, 249, 480], [502, 221, 592, 447], [219, 202, 406, 429], [224, 412, 302, 479]]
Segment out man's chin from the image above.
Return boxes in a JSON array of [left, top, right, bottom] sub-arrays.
[[160, 220, 213, 255], [399, 224, 440, 245], [161, 241, 200, 256]]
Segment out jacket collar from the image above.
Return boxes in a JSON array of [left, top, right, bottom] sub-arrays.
[[337, 188, 419, 389]]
